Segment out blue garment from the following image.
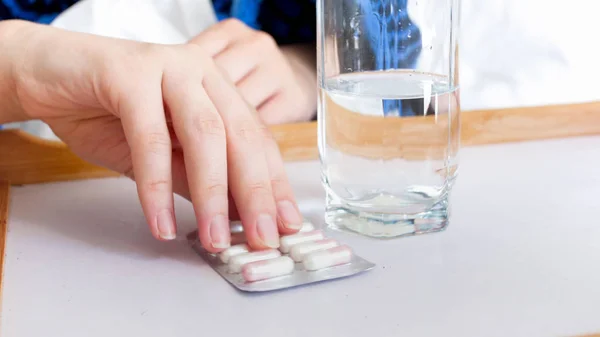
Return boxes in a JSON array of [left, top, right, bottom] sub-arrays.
[[213, 0, 317, 45], [0, 0, 318, 45], [360, 0, 422, 70], [359, 0, 423, 116], [1, 0, 420, 57], [0, 0, 78, 24], [213, 0, 264, 29]]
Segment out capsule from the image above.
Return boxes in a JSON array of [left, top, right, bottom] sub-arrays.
[[299, 221, 316, 233], [218, 243, 250, 263], [279, 230, 324, 253], [302, 245, 353, 271], [228, 249, 281, 273], [229, 221, 244, 234], [289, 239, 339, 262], [242, 256, 295, 282]]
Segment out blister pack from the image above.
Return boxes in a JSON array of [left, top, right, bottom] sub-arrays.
[[187, 221, 375, 292]]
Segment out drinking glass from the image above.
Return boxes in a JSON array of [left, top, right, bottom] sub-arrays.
[[317, 0, 461, 238]]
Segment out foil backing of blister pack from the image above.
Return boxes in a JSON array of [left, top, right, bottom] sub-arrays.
[[187, 225, 375, 292]]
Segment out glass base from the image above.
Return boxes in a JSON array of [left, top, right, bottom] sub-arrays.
[[324, 193, 450, 239]]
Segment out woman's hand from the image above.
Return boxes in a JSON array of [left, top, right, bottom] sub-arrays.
[[0, 20, 304, 252], [190, 19, 317, 125]]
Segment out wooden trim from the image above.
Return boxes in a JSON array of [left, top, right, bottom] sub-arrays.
[[279, 101, 600, 160], [2, 101, 600, 186], [0, 130, 120, 186], [461, 101, 600, 145], [0, 181, 9, 303], [1, 101, 600, 185], [323, 99, 600, 160]]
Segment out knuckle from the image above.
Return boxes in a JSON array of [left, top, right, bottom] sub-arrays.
[[142, 131, 172, 155], [144, 179, 170, 193], [206, 182, 228, 197], [246, 181, 272, 199], [177, 44, 212, 68], [270, 176, 290, 193], [103, 44, 166, 97], [190, 115, 226, 137], [233, 121, 273, 144], [163, 68, 206, 95], [181, 42, 205, 57], [183, 46, 216, 71], [222, 18, 246, 31], [253, 31, 277, 48]]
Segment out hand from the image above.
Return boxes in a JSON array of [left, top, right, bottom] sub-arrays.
[[1, 20, 303, 251], [190, 19, 317, 125]]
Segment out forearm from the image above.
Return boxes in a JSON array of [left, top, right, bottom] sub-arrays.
[[0, 20, 28, 124]]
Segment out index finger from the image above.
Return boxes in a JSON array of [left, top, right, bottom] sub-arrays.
[[119, 79, 176, 241]]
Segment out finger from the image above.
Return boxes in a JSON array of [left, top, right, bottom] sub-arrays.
[[213, 31, 278, 84], [163, 63, 230, 253], [171, 150, 242, 220], [203, 65, 279, 250], [189, 18, 254, 56], [237, 66, 282, 109], [119, 81, 176, 241], [262, 125, 303, 234]]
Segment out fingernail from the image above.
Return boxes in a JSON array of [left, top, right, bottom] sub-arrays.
[[210, 214, 231, 249], [277, 200, 302, 230], [157, 209, 176, 240], [257, 214, 280, 248]]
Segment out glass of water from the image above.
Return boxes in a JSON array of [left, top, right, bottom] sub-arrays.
[[317, 0, 460, 238]]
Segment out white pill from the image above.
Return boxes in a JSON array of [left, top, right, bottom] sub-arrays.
[[228, 249, 281, 273], [229, 221, 244, 234], [279, 230, 325, 253], [299, 221, 316, 233], [218, 244, 250, 263], [242, 256, 295, 282], [289, 239, 339, 262], [302, 245, 353, 271]]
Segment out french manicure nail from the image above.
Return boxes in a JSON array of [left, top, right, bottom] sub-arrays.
[[157, 209, 176, 240], [277, 200, 302, 230], [257, 214, 280, 248], [210, 214, 231, 249]]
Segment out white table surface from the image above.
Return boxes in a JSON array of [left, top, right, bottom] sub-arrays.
[[3, 136, 600, 337]]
